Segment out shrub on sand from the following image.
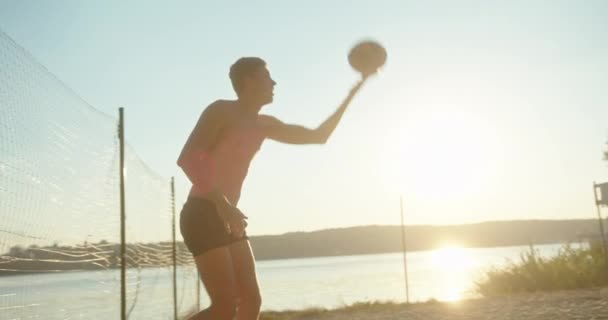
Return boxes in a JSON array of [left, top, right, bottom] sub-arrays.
[[476, 242, 608, 296]]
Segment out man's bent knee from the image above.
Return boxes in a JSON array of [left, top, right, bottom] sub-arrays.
[[239, 292, 262, 315], [211, 296, 238, 320]]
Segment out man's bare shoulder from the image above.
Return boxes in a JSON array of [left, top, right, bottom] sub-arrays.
[[199, 99, 238, 122], [204, 99, 237, 114]]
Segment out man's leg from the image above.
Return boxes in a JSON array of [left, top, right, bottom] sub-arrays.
[[229, 239, 262, 320], [188, 246, 238, 320]]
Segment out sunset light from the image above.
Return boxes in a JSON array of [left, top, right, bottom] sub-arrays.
[[2, 1, 608, 319], [431, 245, 474, 302]]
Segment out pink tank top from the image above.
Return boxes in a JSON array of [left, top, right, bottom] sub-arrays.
[[188, 125, 265, 204]]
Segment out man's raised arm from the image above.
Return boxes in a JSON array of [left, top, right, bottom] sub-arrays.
[[261, 78, 367, 144]]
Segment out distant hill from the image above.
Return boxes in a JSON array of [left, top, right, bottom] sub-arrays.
[[1, 219, 604, 275], [248, 219, 604, 260]]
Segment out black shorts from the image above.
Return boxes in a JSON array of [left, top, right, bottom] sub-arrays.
[[179, 197, 248, 257]]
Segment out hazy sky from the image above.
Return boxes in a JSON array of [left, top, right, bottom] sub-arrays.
[[1, 0, 607, 237]]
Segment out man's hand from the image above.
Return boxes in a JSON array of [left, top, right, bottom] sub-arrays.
[[217, 203, 248, 237]]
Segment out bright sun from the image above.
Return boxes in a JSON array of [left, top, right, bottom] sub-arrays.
[[383, 108, 502, 203]]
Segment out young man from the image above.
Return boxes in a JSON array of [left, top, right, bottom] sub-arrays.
[[177, 57, 373, 320]]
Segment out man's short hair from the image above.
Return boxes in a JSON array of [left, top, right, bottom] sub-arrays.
[[229, 57, 266, 96]]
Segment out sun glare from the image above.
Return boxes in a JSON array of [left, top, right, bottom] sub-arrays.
[[432, 245, 473, 270], [431, 245, 474, 302], [382, 107, 502, 205], [377, 71, 507, 208]]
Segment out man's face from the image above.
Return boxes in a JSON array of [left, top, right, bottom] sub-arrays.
[[246, 66, 276, 105]]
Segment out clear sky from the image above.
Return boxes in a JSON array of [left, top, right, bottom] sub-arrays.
[[1, 0, 607, 237]]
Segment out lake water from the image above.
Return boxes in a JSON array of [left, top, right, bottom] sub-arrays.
[[0, 243, 575, 319]]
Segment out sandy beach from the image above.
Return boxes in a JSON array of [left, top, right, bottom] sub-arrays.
[[262, 287, 608, 320]]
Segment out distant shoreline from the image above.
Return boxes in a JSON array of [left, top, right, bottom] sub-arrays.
[[0, 241, 576, 277], [1, 219, 603, 276]]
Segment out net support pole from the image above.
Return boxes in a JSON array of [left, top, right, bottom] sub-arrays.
[[400, 195, 410, 304], [118, 107, 127, 320], [593, 182, 608, 270], [196, 273, 201, 311], [171, 177, 178, 320]]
